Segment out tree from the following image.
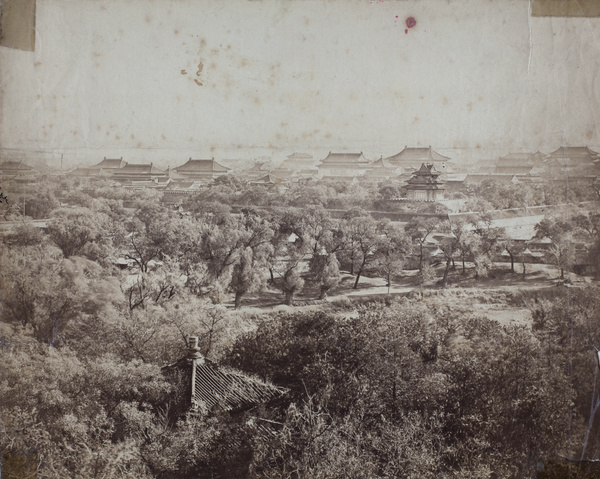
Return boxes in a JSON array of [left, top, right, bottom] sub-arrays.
[[280, 254, 305, 306], [501, 237, 528, 275], [448, 218, 472, 275], [122, 205, 185, 273], [592, 177, 600, 200], [122, 259, 185, 311], [0, 254, 121, 345], [4, 222, 45, 247], [314, 253, 341, 299], [23, 188, 60, 219], [439, 235, 459, 288], [47, 207, 112, 258], [406, 217, 439, 272], [373, 225, 411, 293], [466, 212, 505, 278], [534, 214, 574, 279], [345, 215, 380, 289], [229, 246, 267, 309]]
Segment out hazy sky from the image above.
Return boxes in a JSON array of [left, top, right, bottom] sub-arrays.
[[1, 0, 599, 166]]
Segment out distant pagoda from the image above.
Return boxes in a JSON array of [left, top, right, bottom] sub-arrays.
[[405, 163, 445, 201]]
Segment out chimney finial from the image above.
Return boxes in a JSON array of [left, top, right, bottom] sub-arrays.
[[187, 336, 203, 360]]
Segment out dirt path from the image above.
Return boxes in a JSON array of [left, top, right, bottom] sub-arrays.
[[226, 264, 591, 317]]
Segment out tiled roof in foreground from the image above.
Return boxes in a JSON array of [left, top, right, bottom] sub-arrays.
[[193, 361, 287, 412], [165, 337, 287, 413]]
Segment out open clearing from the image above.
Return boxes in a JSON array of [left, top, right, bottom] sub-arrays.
[[224, 263, 595, 327]]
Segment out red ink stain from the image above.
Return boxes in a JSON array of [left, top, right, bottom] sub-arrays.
[[406, 17, 416, 28], [405, 29, 408, 34]]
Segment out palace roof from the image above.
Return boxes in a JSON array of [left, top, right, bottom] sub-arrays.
[[250, 174, 288, 185], [113, 163, 167, 174], [286, 152, 313, 160], [547, 146, 600, 160], [497, 151, 546, 163], [385, 146, 450, 165], [0, 160, 34, 171], [319, 152, 369, 166], [92, 157, 127, 169], [174, 158, 230, 173]]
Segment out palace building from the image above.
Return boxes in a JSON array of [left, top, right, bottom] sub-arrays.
[[317, 152, 371, 179], [172, 158, 230, 181], [385, 146, 451, 173]]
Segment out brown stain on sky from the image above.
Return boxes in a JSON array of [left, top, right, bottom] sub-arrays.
[[193, 62, 204, 86]]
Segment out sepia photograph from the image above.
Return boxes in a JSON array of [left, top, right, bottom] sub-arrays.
[[1, 0, 599, 477]]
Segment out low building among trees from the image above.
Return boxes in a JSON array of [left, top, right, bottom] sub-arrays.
[[405, 163, 446, 201]]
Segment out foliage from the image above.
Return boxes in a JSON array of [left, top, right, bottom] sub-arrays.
[[226, 297, 586, 477]]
